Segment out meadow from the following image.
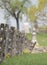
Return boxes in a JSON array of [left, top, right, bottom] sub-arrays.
[[26, 32, 47, 46], [1, 53, 47, 65]]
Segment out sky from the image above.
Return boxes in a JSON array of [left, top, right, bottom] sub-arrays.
[[31, 0, 38, 7]]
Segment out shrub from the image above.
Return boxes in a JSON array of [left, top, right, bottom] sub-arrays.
[[6, 53, 11, 59], [23, 48, 30, 54]]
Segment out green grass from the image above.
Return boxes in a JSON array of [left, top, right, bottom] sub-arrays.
[[1, 53, 47, 65], [26, 33, 32, 40], [26, 32, 47, 46], [37, 32, 47, 46]]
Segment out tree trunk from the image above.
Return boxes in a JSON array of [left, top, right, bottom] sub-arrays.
[[16, 18, 19, 31], [34, 21, 39, 33]]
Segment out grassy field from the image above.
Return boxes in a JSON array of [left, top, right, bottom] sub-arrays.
[[37, 32, 47, 46], [26, 32, 47, 46], [26, 33, 32, 40], [1, 53, 47, 65]]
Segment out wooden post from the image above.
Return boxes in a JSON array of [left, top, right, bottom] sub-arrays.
[[5, 24, 9, 58], [0, 24, 5, 61], [32, 27, 37, 43]]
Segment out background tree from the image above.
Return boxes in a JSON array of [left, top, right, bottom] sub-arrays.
[[28, 6, 38, 32], [28, 0, 47, 31], [38, 0, 47, 11], [0, 0, 30, 31]]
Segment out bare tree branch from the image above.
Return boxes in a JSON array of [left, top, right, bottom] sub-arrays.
[[17, 10, 21, 18], [0, 0, 17, 18]]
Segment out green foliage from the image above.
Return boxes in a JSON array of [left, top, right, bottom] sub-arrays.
[[1, 0, 30, 14], [28, 0, 47, 22], [1, 53, 47, 65], [39, 25, 46, 30], [23, 48, 30, 54], [6, 53, 11, 59], [28, 6, 38, 21], [10, 0, 23, 11], [38, 0, 47, 11]]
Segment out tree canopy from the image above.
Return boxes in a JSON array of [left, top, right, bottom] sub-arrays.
[[28, 0, 47, 22], [0, 0, 30, 30]]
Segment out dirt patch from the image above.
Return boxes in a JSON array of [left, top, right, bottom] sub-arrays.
[[32, 46, 47, 53]]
